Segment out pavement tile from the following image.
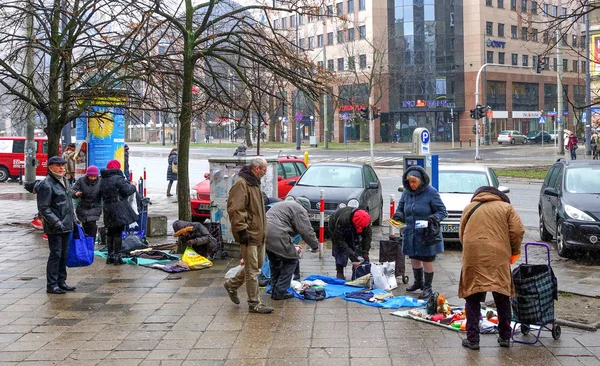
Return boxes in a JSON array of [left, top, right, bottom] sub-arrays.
[[350, 357, 392, 366], [138, 361, 182, 366], [223, 359, 265, 366], [308, 347, 349, 358], [186, 348, 230, 360], [24, 348, 73, 361], [2, 341, 48, 352], [267, 347, 309, 358], [145, 349, 191, 360], [105, 350, 150, 359], [228, 347, 269, 359], [60, 359, 102, 366], [349, 347, 389, 358], [68, 350, 112, 360]]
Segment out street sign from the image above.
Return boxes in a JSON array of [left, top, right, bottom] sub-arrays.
[[341, 112, 349, 120], [557, 117, 562, 123], [582, 112, 587, 123], [420, 129, 430, 144], [295, 112, 303, 122], [538, 116, 546, 125]]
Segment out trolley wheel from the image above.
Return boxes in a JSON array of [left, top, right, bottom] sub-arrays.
[[220, 251, 228, 259], [521, 324, 530, 335], [552, 324, 561, 340], [402, 275, 409, 284]]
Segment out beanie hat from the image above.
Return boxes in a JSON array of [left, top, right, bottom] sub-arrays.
[[106, 160, 121, 170], [406, 169, 423, 180], [124, 144, 129, 151], [86, 165, 99, 177], [352, 209, 371, 233]]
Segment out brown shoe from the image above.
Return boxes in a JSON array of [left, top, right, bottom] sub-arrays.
[[249, 303, 274, 314], [223, 282, 240, 305]]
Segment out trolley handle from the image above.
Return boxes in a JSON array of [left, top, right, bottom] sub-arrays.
[[524, 242, 551, 265]]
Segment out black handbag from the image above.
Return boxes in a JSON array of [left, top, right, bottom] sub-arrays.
[[423, 216, 441, 245]]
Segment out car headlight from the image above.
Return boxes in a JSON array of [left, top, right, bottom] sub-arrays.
[[285, 196, 295, 201], [338, 203, 347, 209], [190, 189, 197, 199], [347, 199, 360, 208], [564, 204, 595, 221]]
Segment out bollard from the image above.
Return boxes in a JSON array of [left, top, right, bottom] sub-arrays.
[[469, 139, 472, 147], [138, 176, 144, 196], [143, 168, 147, 197], [389, 194, 395, 238], [19, 166, 23, 185], [460, 140, 463, 148], [129, 170, 133, 182], [304, 151, 309, 166], [318, 189, 325, 259]]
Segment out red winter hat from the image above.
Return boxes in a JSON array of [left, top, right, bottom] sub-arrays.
[[106, 159, 121, 170], [352, 209, 371, 233], [86, 165, 99, 176]]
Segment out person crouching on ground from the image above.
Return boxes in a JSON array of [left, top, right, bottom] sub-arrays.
[[37, 156, 76, 294], [99, 160, 138, 265], [328, 207, 372, 280], [71, 165, 102, 240], [172, 220, 218, 257], [393, 166, 447, 299], [459, 186, 524, 350], [266, 199, 319, 300]]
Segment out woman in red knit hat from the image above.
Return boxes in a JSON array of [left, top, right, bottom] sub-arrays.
[[71, 165, 102, 240], [328, 207, 372, 280]]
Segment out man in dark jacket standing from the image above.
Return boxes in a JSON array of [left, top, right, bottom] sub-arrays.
[[37, 156, 76, 294], [225, 157, 273, 314], [329, 207, 372, 280], [266, 200, 319, 300]]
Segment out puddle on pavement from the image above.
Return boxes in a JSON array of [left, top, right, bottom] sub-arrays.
[[0, 193, 34, 200]]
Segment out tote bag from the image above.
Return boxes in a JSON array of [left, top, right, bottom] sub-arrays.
[[370, 262, 398, 291], [67, 224, 95, 267]]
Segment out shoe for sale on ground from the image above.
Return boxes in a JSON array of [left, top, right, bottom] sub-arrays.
[[224, 281, 240, 305], [31, 217, 43, 230], [461, 339, 480, 350], [497, 337, 510, 348], [42, 233, 48, 240], [249, 303, 274, 314]]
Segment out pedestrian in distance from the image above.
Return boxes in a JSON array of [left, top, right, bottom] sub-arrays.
[[62, 143, 77, 185], [124, 144, 130, 180], [71, 165, 102, 240], [36, 156, 76, 294], [393, 165, 447, 300], [99, 160, 138, 265], [328, 207, 372, 280], [166, 147, 178, 197], [591, 132, 598, 160], [567, 132, 578, 160], [266, 199, 319, 300], [224, 157, 273, 314], [458, 186, 524, 350]]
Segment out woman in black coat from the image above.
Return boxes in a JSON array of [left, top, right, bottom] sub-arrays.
[[166, 148, 178, 197], [100, 160, 138, 265], [71, 165, 102, 240]]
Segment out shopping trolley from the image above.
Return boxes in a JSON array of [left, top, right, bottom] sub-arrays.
[[511, 242, 561, 345]]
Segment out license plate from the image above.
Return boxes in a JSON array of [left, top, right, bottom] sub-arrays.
[[197, 204, 210, 210], [441, 224, 459, 233], [309, 213, 330, 221]]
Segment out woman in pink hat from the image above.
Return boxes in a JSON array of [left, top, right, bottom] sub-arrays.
[[71, 165, 102, 240]]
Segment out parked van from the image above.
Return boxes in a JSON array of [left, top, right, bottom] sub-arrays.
[[0, 137, 50, 182]]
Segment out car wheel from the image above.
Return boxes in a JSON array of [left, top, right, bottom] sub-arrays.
[[556, 220, 572, 258], [498, 142, 502, 145], [539, 211, 552, 242], [0, 166, 9, 182], [511, 138, 515, 144], [373, 200, 383, 226]]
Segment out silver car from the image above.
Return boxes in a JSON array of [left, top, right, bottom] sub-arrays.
[[497, 130, 526, 144]]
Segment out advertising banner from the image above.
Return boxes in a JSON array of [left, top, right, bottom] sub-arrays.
[[591, 35, 600, 76], [87, 106, 126, 171]]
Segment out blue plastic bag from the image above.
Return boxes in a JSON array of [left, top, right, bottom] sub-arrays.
[[67, 224, 95, 267]]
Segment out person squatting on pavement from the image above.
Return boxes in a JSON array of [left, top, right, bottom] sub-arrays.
[[172, 220, 218, 258], [37, 156, 76, 294], [393, 165, 447, 300], [266, 199, 319, 300], [100, 159, 138, 265], [224, 157, 273, 314], [328, 207, 372, 280], [71, 165, 102, 240], [459, 186, 524, 350]]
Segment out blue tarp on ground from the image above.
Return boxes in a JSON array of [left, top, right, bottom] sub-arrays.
[[94, 250, 178, 266], [292, 275, 363, 301], [342, 289, 426, 309]]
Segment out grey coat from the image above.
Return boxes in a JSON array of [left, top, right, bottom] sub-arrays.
[[167, 151, 178, 181], [266, 201, 318, 260]]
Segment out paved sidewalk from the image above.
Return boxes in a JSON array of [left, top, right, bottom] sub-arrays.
[[0, 182, 599, 365]]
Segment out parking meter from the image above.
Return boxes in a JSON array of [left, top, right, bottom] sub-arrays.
[[403, 128, 439, 190]]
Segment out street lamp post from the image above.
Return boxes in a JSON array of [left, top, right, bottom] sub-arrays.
[[296, 118, 301, 150]]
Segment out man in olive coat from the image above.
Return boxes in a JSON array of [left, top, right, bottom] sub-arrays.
[[224, 157, 273, 314], [37, 156, 76, 294]]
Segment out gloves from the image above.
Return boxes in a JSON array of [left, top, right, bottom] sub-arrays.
[[392, 212, 405, 222], [238, 230, 249, 245], [185, 239, 197, 247], [348, 249, 359, 262]]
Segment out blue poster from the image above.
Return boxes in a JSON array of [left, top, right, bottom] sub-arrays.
[[87, 106, 125, 170]]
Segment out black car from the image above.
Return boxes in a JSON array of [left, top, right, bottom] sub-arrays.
[[285, 162, 383, 227], [526, 130, 552, 144], [538, 159, 600, 257]]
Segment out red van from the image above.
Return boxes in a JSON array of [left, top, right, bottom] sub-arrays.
[[0, 137, 50, 182]]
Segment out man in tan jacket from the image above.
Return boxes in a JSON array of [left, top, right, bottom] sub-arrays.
[[224, 157, 272, 314]]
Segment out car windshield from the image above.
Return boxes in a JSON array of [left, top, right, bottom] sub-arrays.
[[565, 167, 600, 193], [499, 132, 509, 135], [297, 166, 363, 188], [438, 171, 490, 193]]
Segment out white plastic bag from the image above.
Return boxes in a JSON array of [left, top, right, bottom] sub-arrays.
[[370, 262, 398, 291], [225, 264, 243, 279]]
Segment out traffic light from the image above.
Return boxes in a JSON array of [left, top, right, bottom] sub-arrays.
[[470, 109, 476, 119], [536, 55, 546, 73], [359, 107, 369, 119], [476, 104, 486, 119], [472, 125, 477, 134]]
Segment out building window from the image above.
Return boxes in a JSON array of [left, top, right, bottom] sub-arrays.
[[317, 34, 323, 47], [521, 0, 527, 12], [511, 0, 517, 10], [572, 35, 578, 47], [561, 7, 567, 16], [499, 52, 505, 64], [487, 51, 494, 63], [327, 59, 334, 70], [348, 0, 354, 12], [498, 23, 505, 37], [498, 0, 504, 7], [290, 15, 296, 28], [359, 25, 366, 39], [581, 35, 586, 49], [359, 0, 365, 10], [531, 1, 537, 14], [521, 27, 528, 40], [553, 57, 557, 69], [543, 4, 548, 16], [281, 17, 287, 28], [563, 59, 568, 72], [337, 2, 344, 15], [551, 5, 557, 16], [337, 57, 344, 71], [317, 61, 324, 69], [359, 54, 367, 69], [327, 5, 333, 16], [512, 53, 518, 66], [486, 0, 492, 6], [299, 38, 305, 49], [348, 28, 355, 41], [543, 31, 549, 43], [511, 25, 518, 39], [582, 61, 587, 72], [308, 36, 314, 49], [337, 30, 344, 43], [573, 60, 578, 72], [348, 56, 355, 70], [531, 28, 538, 42], [274, 19, 279, 29], [328, 32, 334, 45], [299, 15, 304, 25], [522, 54, 528, 66], [486, 22, 493, 36]]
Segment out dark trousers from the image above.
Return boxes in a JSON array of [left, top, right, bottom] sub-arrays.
[[82, 221, 98, 241], [47, 232, 71, 288], [570, 149, 577, 160], [267, 251, 298, 299], [107, 225, 124, 238], [465, 292, 512, 343]]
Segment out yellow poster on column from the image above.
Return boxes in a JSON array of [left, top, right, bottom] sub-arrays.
[[591, 34, 600, 76]]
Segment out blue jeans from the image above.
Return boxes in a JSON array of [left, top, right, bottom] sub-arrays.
[[570, 148, 577, 160]]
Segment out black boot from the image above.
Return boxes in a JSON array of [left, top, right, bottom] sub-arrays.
[[406, 267, 424, 292], [336, 265, 345, 280], [113, 236, 125, 265], [419, 272, 434, 299], [106, 236, 114, 264]]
